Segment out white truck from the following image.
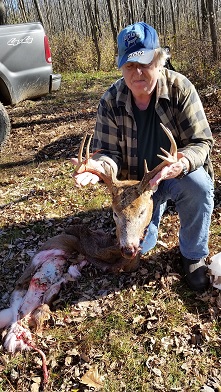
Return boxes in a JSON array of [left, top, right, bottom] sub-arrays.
[[0, 22, 61, 146]]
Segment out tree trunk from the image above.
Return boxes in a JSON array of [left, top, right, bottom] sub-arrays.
[[106, 0, 118, 55], [18, 0, 28, 22], [201, 0, 208, 37], [169, 0, 177, 48], [160, 5, 166, 45], [33, 0, 45, 27], [0, 0, 6, 25], [84, 0, 101, 70], [142, 0, 148, 23], [207, 0, 218, 60]]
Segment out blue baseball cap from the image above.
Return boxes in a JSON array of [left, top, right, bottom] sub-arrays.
[[117, 22, 160, 68]]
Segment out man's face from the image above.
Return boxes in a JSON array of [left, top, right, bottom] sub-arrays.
[[121, 58, 160, 97]]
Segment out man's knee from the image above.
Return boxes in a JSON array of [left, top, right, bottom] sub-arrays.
[[180, 167, 214, 198]]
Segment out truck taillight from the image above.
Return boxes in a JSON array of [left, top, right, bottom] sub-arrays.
[[44, 35, 52, 63]]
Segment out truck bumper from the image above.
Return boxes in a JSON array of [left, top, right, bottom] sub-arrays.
[[50, 73, 62, 92]]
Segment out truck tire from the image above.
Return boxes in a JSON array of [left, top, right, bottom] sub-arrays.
[[0, 102, 10, 147]]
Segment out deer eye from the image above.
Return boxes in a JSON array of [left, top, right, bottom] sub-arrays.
[[139, 208, 146, 217], [113, 211, 118, 219]]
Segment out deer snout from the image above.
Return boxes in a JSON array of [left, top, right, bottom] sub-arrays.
[[121, 246, 139, 260]]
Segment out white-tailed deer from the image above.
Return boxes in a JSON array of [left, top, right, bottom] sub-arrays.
[[74, 123, 177, 261]]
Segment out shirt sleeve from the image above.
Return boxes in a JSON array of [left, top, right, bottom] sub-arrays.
[[175, 82, 214, 172], [92, 96, 123, 177]]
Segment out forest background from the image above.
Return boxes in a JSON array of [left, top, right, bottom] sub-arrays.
[[2, 0, 221, 88]]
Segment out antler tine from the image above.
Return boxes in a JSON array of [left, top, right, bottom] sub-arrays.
[[157, 147, 176, 164], [78, 133, 86, 161], [75, 133, 92, 172], [159, 123, 177, 160], [157, 124, 177, 163], [144, 160, 149, 173], [76, 133, 87, 169], [73, 133, 117, 190], [86, 134, 92, 160], [138, 124, 178, 194]]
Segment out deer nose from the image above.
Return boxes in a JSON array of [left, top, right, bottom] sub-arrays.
[[121, 246, 138, 259]]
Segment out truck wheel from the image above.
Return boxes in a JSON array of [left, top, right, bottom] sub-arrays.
[[0, 102, 10, 147]]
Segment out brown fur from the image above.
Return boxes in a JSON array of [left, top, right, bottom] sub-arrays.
[[64, 224, 140, 273]]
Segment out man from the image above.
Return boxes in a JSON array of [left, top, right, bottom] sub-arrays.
[[73, 22, 214, 292]]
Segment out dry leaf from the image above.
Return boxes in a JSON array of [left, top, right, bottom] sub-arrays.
[[65, 356, 72, 366], [152, 367, 162, 377], [31, 383, 40, 392], [31, 377, 41, 384], [160, 336, 173, 351], [132, 315, 145, 324], [81, 365, 103, 390]]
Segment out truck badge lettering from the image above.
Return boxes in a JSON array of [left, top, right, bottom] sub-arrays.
[[7, 36, 33, 46]]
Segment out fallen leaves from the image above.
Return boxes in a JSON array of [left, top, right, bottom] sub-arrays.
[[81, 366, 103, 390]]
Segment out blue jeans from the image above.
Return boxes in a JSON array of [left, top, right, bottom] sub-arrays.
[[140, 167, 214, 259]]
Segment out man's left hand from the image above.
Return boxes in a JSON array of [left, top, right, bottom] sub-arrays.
[[149, 154, 190, 188]]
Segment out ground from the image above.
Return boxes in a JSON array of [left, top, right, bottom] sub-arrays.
[[0, 72, 221, 392]]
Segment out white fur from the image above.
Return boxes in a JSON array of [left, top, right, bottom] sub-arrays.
[[1, 249, 87, 354], [0, 308, 14, 329], [68, 259, 88, 278], [4, 322, 32, 353], [0, 289, 26, 329], [68, 265, 82, 278], [32, 249, 66, 268], [19, 255, 66, 317]]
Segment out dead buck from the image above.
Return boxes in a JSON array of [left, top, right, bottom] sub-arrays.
[[74, 123, 177, 261]]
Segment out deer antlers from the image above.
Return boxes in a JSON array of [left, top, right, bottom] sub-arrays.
[[74, 133, 93, 174], [73, 123, 177, 193], [73, 133, 116, 189]]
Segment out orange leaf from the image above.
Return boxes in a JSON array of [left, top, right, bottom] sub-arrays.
[[81, 366, 103, 390]]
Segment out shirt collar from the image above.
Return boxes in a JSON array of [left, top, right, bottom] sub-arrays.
[[156, 69, 170, 102]]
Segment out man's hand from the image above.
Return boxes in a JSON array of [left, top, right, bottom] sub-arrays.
[[149, 154, 190, 188], [71, 157, 104, 187]]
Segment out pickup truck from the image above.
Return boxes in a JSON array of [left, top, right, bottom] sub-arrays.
[[0, 22, 61, 147]]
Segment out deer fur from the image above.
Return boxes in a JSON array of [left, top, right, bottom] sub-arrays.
[[35, 225, 140, 273]]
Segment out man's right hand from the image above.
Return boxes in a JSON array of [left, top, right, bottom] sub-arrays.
[[71, 157, 104, 186]]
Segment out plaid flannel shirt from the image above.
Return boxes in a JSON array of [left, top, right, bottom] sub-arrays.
[[93, 68, 214, 180]]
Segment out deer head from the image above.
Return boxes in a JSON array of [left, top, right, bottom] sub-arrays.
[[73, 124, 177, 260]]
